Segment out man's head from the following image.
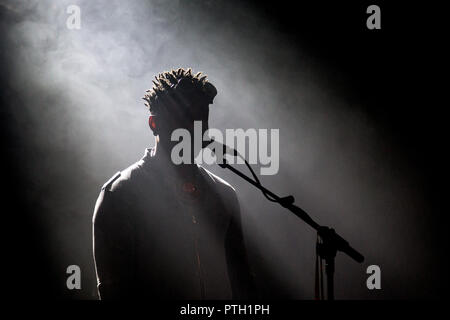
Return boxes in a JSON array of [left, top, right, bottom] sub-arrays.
[[143, 68, 217, 142]]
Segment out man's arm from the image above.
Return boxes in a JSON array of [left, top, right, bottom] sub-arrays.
[[92, 175, 135, 300], [224, 193, 258, 299]]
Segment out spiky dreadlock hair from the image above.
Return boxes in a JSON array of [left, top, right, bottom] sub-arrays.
[[142, 67, 217, 116]]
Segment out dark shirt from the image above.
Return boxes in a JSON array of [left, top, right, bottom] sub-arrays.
[[93, 148, 255, 299]]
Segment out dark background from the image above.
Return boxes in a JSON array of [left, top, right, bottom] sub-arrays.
[[0, 0, 446, 299]]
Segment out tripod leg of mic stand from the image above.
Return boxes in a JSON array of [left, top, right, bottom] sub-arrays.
[[325, 257, 335, 300]]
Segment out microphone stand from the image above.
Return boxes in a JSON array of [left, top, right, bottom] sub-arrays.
[[216, 157, 364, 300]]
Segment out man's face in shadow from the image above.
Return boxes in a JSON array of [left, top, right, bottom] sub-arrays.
[[157, 90, 211, 159]]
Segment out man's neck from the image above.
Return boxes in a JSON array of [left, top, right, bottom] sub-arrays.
[[153, 142, 199, 179]]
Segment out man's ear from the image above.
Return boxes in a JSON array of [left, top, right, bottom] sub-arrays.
[[148, 115, 158, 135]]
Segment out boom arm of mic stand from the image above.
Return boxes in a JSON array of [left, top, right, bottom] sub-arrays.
[[218, 162, 364, 264]]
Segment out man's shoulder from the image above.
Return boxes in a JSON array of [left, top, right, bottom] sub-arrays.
[[101, 158, 150, 194], [199, 166, 237, 198], [101, 171, 122, 192], [199, 167, 241, 217]]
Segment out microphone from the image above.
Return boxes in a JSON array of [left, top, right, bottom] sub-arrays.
[[203, 138, 289, 203], [202, 139, 239, 160]]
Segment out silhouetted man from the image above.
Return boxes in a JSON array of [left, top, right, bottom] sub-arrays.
[[93, 68, 255, 299]]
